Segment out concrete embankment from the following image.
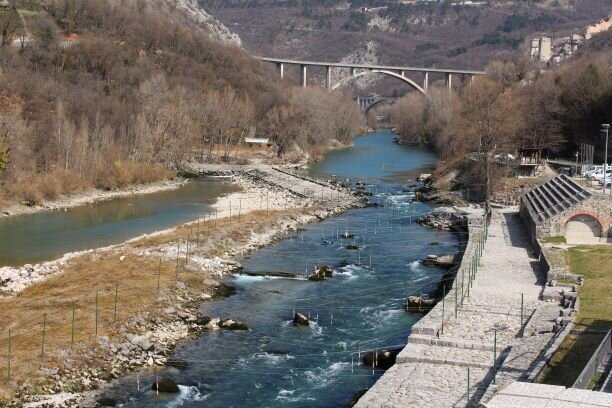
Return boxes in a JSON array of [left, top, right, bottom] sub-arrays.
[[356, 208, 574, 407]]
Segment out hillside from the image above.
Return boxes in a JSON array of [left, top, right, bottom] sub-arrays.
[[0, 0, 363, 208], [200, 0, 611, 93]]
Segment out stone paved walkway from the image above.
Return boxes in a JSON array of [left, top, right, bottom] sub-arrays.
[[356, 209, 565, 407]]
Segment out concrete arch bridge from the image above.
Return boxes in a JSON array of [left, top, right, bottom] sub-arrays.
[[257, 57, 486, 95], [356, 94, 399, 114]]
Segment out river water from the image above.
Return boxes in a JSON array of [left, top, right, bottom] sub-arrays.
[[102, 130, 459, 407], [0, 179, 239, 267]]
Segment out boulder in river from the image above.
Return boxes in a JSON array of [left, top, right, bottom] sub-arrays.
[[422, 254, 458, 268], [406, 295, 437, 312], [346, 244, 359, 250], [219, 319, 249, 330], [212, 283, 237, 299], [362, 348, 402, 370], [293, 312, 310, 326], [341, 232, 355, 239], [151, 378, 180, 393], [308, 264, 334, 281]]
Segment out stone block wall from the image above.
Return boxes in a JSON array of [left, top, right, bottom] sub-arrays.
[[521, 195, 612, 242]]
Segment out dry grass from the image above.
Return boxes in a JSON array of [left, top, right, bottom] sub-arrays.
[[0, 207, 303, 401]]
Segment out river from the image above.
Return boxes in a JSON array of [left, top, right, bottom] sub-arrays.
[[100, 130, 459, 407], [0, 179, 239, 267]]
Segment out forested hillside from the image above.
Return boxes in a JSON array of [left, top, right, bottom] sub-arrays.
[[0, 0, 363, 207], [201, 0, 611, 93], [391, 29, 612, 200]]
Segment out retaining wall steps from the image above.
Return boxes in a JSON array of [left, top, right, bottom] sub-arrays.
[[408, 334, 503, 352], [397, 342, 505, 369]]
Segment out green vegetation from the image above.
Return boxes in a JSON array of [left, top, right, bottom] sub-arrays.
[[474, 32, 522, 49], [447, 47, 467, 57], [415, 42, 440, 53], [539, 332, 606, 387], [541, 236, 567, 244], [568, 245, 612, 329], [539, 245, 611, 387]]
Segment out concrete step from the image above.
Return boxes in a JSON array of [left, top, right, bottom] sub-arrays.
[[408, 334, 508, 352], [396, 342, 502, 369]]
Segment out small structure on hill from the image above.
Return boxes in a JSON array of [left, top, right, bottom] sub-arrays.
[[520, 175, 612, 244], [0, 0, 10, 11], [244, 137, 270, 146]]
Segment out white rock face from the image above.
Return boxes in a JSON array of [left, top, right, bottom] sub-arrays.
[[331, 41, 381, 90], [163, 0, 242, 46]]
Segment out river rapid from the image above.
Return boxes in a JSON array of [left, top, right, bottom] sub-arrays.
[[100, 130, 460, 407]]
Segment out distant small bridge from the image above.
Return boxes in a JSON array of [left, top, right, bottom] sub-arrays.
[[256, 57, 486, 95], [356, 94, 399, 114]]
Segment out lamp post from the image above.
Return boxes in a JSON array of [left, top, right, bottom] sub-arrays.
[[603, 124, 610, 195]]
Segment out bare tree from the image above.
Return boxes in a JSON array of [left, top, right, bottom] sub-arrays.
[[461, 77, 520, 209]]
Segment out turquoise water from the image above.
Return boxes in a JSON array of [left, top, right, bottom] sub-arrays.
[[103, 131, 458, 407], [0, 179, 239, 267]]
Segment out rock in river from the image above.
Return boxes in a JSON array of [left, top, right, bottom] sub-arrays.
[[293, 312, 309, 326], [219, 319, 249, 330], [151, 378, 180, 393], [362, 348, 402, 370]]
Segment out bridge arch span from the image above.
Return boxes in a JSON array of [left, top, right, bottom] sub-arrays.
[[363, 98, 395, 115], [331, 70, 427, 95]]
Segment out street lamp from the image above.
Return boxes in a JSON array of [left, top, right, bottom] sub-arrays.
[[603, 124, 610, 195]]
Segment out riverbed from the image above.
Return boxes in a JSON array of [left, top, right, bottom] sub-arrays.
[[98, 130, 460, 407]]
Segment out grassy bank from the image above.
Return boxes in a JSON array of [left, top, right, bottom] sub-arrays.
[[539, 244, 612, 387], [0, 208, 305, 402]]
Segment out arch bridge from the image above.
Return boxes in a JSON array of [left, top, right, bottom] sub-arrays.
[[257, 57, 486, 95], [356, 94, 399, 114]]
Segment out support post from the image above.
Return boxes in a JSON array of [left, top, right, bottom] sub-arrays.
[[520, 293, 524, 338], [467, 367, 471, 407], [277, 62, 284, 79], [40, 313, 46, 368], [7, 328, 11, 383], [446, 73, 453, 90], [441, 285, 445, 334], [326, 66, 332, 90], [493, 330, 497, 384], [114, 281, 119, 322], [95, 289, 99, 338], [300, 64, 307, 87], [424, 72, 429, 92], [71, 302, 75, 350]]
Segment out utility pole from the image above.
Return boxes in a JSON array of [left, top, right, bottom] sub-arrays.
[[602, 124, 610, 195]]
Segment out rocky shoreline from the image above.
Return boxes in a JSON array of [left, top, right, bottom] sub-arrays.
[[1, 166, 362, 407]]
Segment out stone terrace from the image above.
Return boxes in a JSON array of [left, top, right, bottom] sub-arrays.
[[356, 209, 571, 407]]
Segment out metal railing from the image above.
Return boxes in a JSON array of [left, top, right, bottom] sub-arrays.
[[572, 329, 611, 389]]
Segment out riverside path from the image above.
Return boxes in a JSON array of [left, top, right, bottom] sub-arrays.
[[356, 208, 564, 407]]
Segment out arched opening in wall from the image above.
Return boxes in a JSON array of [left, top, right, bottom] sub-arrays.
[[565, 214, 603, 244]]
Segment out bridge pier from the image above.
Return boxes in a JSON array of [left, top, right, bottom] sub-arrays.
[[424, 72, 429, 92], [446, 73, 453, 90], [277, 62, 284, 79], [326, 66, 332, 90], [300, 64, 307, 88]]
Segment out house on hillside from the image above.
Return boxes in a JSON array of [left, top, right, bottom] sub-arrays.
[[0, 1, 11, 11], [520, 175, 612, 244]]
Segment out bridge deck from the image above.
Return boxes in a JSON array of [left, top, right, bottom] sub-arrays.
[[256, 57, 486, 75]]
